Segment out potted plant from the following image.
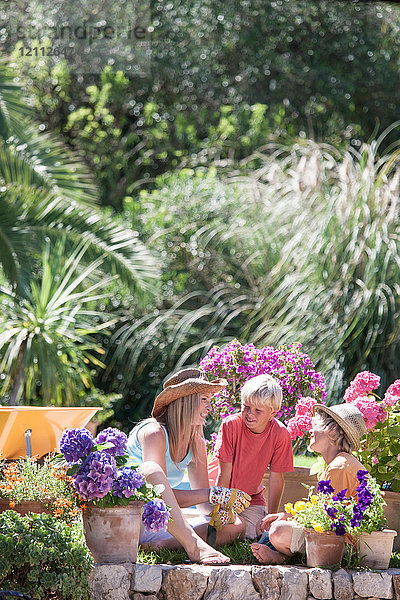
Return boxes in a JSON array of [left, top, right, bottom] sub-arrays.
[[288, 470, 395, 569], [0, 457, 83, 522], [55, 426, 171, 564]]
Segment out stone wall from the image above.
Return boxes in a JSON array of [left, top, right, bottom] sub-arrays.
[[89, 563, 400, 600]]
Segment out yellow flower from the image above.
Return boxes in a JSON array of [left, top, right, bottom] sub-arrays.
[[312, 523, 324, 533], [284, 503, 293, 514], [294, 501, 307, 512], [291, 509, 297, 516], [310, 495, 318, 505]]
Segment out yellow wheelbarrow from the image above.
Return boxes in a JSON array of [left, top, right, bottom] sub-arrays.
[[0, 406, 101, 459]]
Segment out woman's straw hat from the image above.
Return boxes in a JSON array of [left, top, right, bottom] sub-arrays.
[[312, 403, 367, 451], [152, 368, 228, 418]]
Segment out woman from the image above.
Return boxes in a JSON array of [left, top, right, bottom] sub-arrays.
[[127, 367, 247, 564], [251, 402, 367, 564]]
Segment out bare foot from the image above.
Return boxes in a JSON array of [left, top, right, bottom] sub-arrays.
[[149, 535, 230, 564], [251, 542, 285, 564], [197, 550, 231, 565], [191, 539, 230, 565]]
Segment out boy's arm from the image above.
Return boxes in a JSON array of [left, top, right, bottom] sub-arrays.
[[215, 459, 232, 488], [268, 471, 284, 513]]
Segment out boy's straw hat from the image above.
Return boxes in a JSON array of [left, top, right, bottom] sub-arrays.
[[312, 403, 367, 451], [152, 368, 228, 418]]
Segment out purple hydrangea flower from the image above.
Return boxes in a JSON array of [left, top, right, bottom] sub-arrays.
[[142, 499, 170, 533], [95, 427, 128, 456], [112, 467, 145, 498], [59, 428, 94, 464], [73, 451, 116, 501], [317, 480, 335, 495]]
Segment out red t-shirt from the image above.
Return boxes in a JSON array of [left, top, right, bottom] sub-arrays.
[[212, 414, 294, 505]]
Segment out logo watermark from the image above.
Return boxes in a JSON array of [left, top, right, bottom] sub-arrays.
[[5, 0, 151, 75]]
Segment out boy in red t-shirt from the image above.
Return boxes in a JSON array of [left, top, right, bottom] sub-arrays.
[[211, 374, 294, 539]]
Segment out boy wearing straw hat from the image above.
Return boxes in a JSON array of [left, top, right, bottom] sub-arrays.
[[251, 402, 367, 564]]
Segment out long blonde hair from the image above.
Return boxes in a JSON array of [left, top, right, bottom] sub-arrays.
[[157, 393, 202, 464]]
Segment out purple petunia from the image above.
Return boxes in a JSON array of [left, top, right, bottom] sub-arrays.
[[318, 480, 335, 495], [325, 505, 338, 519], [59, 428, 94, 464], [73, 451, 116, 501], [142, 499, 170, 533], [357, 470, 369, 483], [350, 471, 374, 527], [95, 427, 128, 456], [333, 489, 347, 501], [112, 467, 145, 498], [331, 521, 346, 536]]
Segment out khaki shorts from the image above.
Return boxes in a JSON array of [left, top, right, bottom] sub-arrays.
[[240, 505, 268, 539], [289, 522, 306, 553]]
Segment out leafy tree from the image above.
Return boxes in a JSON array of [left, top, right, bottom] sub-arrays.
[[2, 2, 400, 207]]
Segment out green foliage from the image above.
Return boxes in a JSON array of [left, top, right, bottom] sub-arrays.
[[4, 2, 400, 206], [103, 170, 247, 410], [0, 240, 118, 404], [0, 511, 92, 600], [358, 408, 400, 493], [77, 389, 122, 425], [236, 138, 400, 396]]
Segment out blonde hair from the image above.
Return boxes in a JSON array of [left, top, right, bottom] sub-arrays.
[[312, 412, 352, 454], [157, 393, 202, 464], [241, 375, 282, 411]]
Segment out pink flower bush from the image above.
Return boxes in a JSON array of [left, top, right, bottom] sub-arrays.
[[344, 371, 400, 491], [349, 396, 387, 430], [287, 412, 312, 440], [294, 396, 318, 416], [383, 379, 400, 407], [200, 340, 326, 421], [344, 370, 380, 403], [285, 395, 318, 450]]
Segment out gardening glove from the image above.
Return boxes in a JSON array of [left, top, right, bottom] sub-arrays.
[[209, 504, 236, 531], [209, 486, 251, 514]]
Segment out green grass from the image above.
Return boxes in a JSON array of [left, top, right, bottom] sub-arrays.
[[137, 538, 305, 566], [137, 540, 400, 569], [293, 454, 317, 468]]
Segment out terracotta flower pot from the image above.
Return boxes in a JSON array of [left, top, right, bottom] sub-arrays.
[[0, 498, 53, 516], [82, 501, 144, 564], [305, 529, 345, 568], [357, 529, 397, 569]]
